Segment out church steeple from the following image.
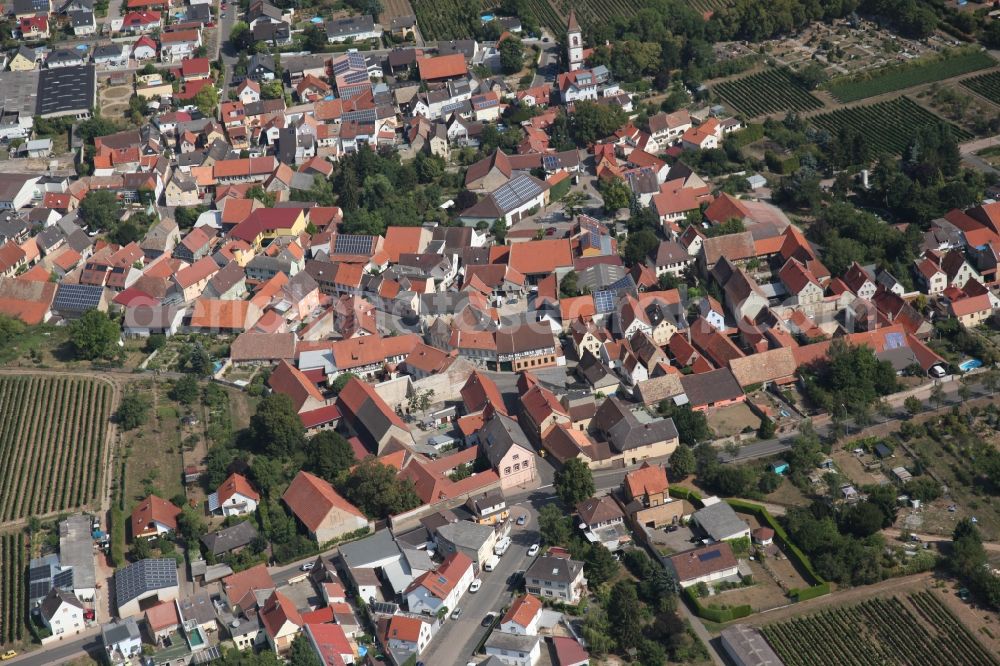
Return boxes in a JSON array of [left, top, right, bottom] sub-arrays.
[[566, 9, 584, 71]]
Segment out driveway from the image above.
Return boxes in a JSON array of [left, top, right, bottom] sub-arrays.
[[420, 502, 541, 665]]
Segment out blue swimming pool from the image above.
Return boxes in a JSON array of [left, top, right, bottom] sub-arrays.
[[480, 13, 495, 21], [959, 358, 982, 372], [310, 16, 323, 23]]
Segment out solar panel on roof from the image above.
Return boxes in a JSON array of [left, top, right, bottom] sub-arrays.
[[884, 332, 905, 350], [53, 569, 74, 588], [594, 290, 615, 314], [29, 565, 51, 582], [542, 155, 559, 171], [333, 234, 374, 255], [29, 581, 51, 600], [54, 283, 104, 313], [698, 550, 722, 562], [343, 70, 369, 85], [348, 51, 365, 69], [608, 274, 635, 292], [370, 601, 399, 615]]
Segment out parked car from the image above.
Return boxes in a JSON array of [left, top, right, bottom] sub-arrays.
[[469, 578, 482, 593], [527, 543, 540, 557], [516, 514, 527, 526], [481, 613, 496, 627], [300, 562, 314, 571], [451, 608, 463, 620], [666, 524, 678, 532], [1, 652, 16, 661]]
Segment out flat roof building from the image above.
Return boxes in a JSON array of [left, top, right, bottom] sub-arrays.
[[36, 65, 96, 119]]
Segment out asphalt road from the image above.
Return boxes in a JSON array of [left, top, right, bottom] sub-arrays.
[[420, 501, 540, 666], [5, 634, 103, 666]]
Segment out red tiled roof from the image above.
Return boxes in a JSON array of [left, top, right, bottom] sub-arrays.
[[222, 563, 273, 608], [281, 470, 367, 532], [216, 473, 259, 504], [501, 594, 542, 628], [260, 590, 302, 638], [131, 495, 181, 537], [417, 53, 468, 80], [268, 359, 325, 412], [624, 462, 668, 499]]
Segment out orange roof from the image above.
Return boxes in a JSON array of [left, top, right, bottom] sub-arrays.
[[624, 462, 669, 499], [160, 28, 199, 43], [174, 255, 219, 288], [460, 370, 507, 415], [213, 157, 276, 179], [282, 471, 367, 531], [417, 53, 468, 81], [216, 472, 260, 504], [506, 239, 574, 275], [386, 615, 425, 643], [559, 295, 596, 322], [268, 359, 325, 412], [337, 376, 409, 431], [188, 299, 259, 331], [145, 601, 180, 632], [260, 590, 303, 638], [222, 563, 273, 608], [501, 594, 542, 629], [18, 264, 51, 282], [383, 226, 426, 263], [131, 494, 181, 537], [405, 552, 473, 598], [329, 334, 420, 372]]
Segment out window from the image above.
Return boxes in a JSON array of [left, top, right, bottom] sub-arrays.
[[513, 453, 519, 461], [513, 463, 519, 471], [505, 467, 511, 474]]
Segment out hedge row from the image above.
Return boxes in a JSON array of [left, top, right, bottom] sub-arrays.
[[725, 498, 830, 601], [668, 486, 704, 505], [683, 586, 752, 622]]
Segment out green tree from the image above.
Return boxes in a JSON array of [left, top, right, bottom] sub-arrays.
[[288, 634, 322, 666], [79, 190, 119, 233], [169, 375, 199, 404], [758, 416, 776, 439], [538, 503, 573, 546], [192, 85, 220, 116], [554, 458, 595, 506], [248, 393, 306, 457], [658, 402, 711, 445], [330, 372, 359, 394], [498, 36, 524, 74], [69, 309, 120, 360], [582, 542, 619, 586], [250, 456, 286, 498], [303, 24, 327, 52], [838, 501, 885, 538], [229, 21, 254, 52], [569, 101, 627, 146], [668, 444, 695, 479], [0, 314, 25, 346], [599, 178, 631, 213], [904, 396, 923, 416], [491, 218, 507, 243], [177, 504, 208, 542], [306, 431, 357, 482], [338, 458, 421, 520], [559, 270, 581, 298], [607, 580, 644, 651], [561, 190, 589, 218], [624, 228, 659, 266]]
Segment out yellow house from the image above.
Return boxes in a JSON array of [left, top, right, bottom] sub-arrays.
[[9, 48, 37, 71], [229, 208, 306, 250]]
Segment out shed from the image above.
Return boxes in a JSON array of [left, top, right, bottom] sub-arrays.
[[746, 174, 766, 190], [768, 461, 789, 475], [874, 442, 894, 459]]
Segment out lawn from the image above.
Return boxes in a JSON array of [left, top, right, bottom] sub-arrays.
[[123, 381, 184, 509], [706, 403, 761, 438], [824, 48, 995, 103]]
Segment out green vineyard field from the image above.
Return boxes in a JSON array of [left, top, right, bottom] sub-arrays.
[[761, 592, 999, 666], [808, 97, 971, 155], [961, 71, 1000, 105], [714, 68, 823, 117], [0, 533, 25, 646], [0, 375, 112, 523]]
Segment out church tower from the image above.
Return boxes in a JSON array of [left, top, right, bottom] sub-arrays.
[[567, 9, 584, 71]]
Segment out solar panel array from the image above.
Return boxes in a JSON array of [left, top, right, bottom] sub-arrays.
[[342, 69, 369, 85], [884, 331, 906, 350], [607, 274, 636, 293], [342, 108, 377, 123], [29, 581, 51, 601], [370, 601, 399, 615], [53, 569, 74, 588], [542, 155, 560, 171], [333, 234, 374, 255], [698, 550, 722, 562], [115, 559, 179, 606], [593, 290, 615, 314], [493, 176, 542, 213], [441, 100, 466, 115], [54, 283, 104, 313]]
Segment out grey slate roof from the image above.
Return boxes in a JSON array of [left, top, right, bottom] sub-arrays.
[[525, 555, 583, 584], [692, 501, 750, 541], [101, 617, 141, 646], [338, 529, 400, 569], [201, 521, 258, 557], [591, 397, 678, 452], [435, 520, 495, 551], [479, 412, 531, 467]]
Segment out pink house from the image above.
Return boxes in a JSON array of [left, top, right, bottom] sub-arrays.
[[478, 412, 536, 490]]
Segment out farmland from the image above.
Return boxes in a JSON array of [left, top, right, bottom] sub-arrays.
[[0, 532, 25, 646], [714, 68, 823, 117], [824, 48, 996, 103], [961, 71, 1000, 106], [808, 97, 971, 156], [0, 375, 112, 523], [761, 592, 998, 666]]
